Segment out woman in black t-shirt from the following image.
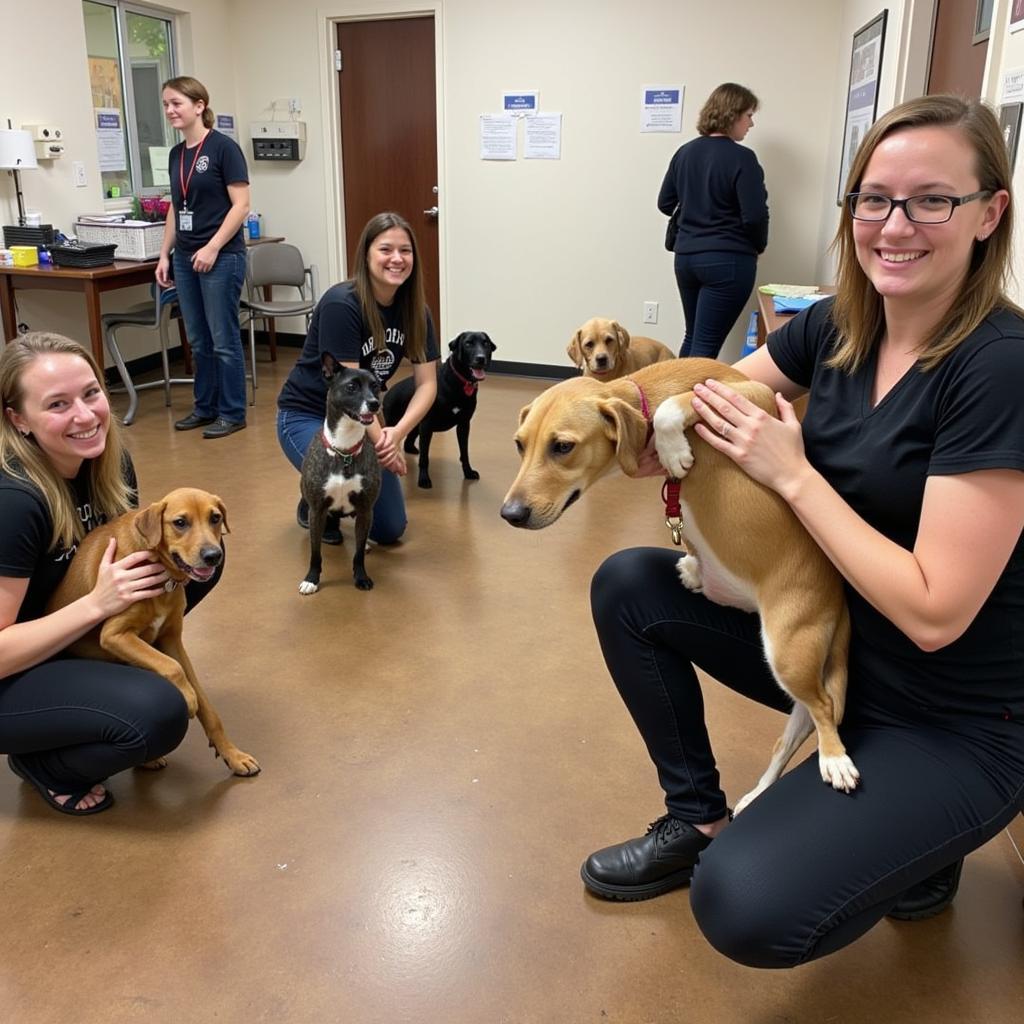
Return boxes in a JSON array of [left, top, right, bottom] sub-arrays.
[[276, 211, 438, 545], [584, 96, 1024, 965], [156, 76, 251, 439], [0, 334, 201, 816]]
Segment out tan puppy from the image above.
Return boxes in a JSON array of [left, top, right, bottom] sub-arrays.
[[500, 360, 855, 812], [567, 317, 676, 380], [47, 487, 259, 777]]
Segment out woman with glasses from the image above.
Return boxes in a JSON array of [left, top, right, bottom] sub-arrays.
[[584, 95, 1024, 966], [658, 82, 769, 358]]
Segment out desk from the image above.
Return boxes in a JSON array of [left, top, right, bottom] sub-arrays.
[[0, 260, 159, 366], [756, 286, 836, 346]]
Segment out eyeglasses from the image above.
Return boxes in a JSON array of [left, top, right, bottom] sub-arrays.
[[847, 190, 993, 224]]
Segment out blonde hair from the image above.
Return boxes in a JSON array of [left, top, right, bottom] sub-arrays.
[[0, 333, 134, 551], [830, 94, 1020, 372], [351, 212, 429, 361], [697, 83, 759, 137], [162, 75, 215, 130]]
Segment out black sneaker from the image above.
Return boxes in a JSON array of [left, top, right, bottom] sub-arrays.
[[887, 858, 964, 921], [174, 411, 216, 431], [581, 814, 712, 901], [296, 499, 342, 545], [201, 417, 246, 439]]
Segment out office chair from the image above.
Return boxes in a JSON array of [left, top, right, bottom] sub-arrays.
[[240, 242, 318, 386], [103, 285, 191, 426]]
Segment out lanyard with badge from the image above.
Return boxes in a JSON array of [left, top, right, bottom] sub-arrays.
[[177, 131, 209, 233]]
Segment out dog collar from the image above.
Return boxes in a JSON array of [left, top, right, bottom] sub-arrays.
[[163, 578, 183, 593], [627, 377, 684, 546], [449, 358, 479, 397], [321, 428, 364, 462]]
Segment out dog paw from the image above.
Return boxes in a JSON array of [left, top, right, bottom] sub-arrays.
[[417, 477, 433, 489], [820, 754, 860, 793], [355, 576, 374, 591], [463, 468, 480, 481], [733, 786, 764, 816], [653, 403, 694, 478], [298, 580, 320, 595], [222, 748, 261, 777], [675, 554, 703, 592]]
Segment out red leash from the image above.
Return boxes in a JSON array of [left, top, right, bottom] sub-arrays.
[[627, 378, 685, 546]]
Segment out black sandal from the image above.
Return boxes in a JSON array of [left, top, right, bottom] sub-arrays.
[[7, 754, 114, 816]]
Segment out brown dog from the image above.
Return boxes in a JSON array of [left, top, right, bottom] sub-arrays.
[[567, 317, 676, 380], [47, 487, 259, 777], [500, 360, 855, 813]]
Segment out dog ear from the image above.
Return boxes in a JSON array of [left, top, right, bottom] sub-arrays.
[[448, 335, 461, 353], [566, 331, 583, 368], [212, 495, 231, 534], [133, 501, 166, 549], [517, 400, 534, 427], [597, 398, 649, 477], [485, 334, 496, 352], [614, 322, 631, 350], [321, 351, 340, 379]]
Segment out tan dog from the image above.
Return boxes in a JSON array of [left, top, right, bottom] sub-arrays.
[[500, 360, 855, 813], [567, 317, 676, 380], [47, 487, 259, 777]]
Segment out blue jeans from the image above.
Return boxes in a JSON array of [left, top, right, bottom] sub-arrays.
[[172, 248, 247, 423], [276, 407, 407, 543], [674, 251, 757, 359]]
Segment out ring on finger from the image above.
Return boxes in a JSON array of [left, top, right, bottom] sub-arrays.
[[720, 422, 730, 440]]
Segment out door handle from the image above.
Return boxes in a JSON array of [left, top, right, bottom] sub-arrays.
[[423, 206, 439, 218]]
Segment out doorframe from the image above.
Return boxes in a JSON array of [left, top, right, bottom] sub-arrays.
[[315, 3, 447, 337]]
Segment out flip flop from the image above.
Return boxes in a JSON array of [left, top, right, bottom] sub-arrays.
[[7, 754, 114, 816]]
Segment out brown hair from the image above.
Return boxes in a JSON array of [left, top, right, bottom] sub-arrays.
[[350, 212, 429, 361], [0, 333, 134, 551], [830, 94, 1019, 373], [697, 83, 759, 136], [162, 75, 215, 129]]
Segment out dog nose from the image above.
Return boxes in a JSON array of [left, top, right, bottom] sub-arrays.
[[199, 545, 223, 567], [595, 355, 608, 367], [500, 500, 531, 527], [367, 398, 380, 413]]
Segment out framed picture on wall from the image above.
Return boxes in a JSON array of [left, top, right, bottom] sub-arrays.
[[837, 11, 889, 205], [999, 102, 1023, 170], [1011, 0, 1024, 34]]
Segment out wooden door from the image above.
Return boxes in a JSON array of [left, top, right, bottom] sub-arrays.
[[927, 0, 988, 97], [337, 18, 440, 327]]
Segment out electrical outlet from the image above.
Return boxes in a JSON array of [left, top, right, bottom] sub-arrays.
[[642, 301, 659, 325], [72, 161, 87, 187], [288, 98, 301, 113]]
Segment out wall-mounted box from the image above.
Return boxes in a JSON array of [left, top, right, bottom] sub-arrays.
[[249, 121, 306, 161], [22, 125, 65, 160]]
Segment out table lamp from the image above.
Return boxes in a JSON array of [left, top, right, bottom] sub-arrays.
[[0, 123, 39, 227]]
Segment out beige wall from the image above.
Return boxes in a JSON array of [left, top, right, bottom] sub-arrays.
[[5, 0, 1024, 369]]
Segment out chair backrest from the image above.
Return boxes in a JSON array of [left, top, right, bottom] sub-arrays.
[[247, 242, 308, 291]]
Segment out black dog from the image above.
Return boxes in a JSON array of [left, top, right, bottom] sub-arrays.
[[299, 355, 382, 592], [383, 331, 496, 489]]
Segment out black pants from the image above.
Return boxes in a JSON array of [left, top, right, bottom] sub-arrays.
[[0, 572, 218, 794], [591, 548, 1024, 967], [673, 251, 757, 359]]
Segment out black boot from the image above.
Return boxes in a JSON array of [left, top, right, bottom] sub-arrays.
[[887, 858, 964, 921], [581, 814, 712, 901]]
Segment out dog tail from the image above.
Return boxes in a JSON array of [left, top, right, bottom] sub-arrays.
[[822, 602, 851, 726]]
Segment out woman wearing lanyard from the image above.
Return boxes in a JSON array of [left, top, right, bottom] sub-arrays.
[[156, 76, 251, 439]]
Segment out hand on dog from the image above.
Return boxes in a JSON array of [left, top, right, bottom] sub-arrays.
[[626, 436, 669, 479], [90, 539, 169, 617], [691, 380, 808, 496]]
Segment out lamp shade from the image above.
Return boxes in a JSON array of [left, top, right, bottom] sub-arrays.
[[0, 129, 38, 170]]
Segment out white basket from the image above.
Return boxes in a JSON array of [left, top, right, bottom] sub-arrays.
[[75, 221, 164, 261]]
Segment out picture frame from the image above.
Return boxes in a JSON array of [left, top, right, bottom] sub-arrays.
[[837, 11, 888, 205], [999, 102, 1023, 171]]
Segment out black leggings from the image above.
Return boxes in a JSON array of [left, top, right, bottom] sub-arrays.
[[0, 572, 218, 794], [591, 548, 1024, 968]]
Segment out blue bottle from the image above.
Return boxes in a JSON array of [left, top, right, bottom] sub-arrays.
[[740, 310, 759, 358]]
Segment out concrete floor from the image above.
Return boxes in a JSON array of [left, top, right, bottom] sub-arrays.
[[1, 350, 1022, 1024]]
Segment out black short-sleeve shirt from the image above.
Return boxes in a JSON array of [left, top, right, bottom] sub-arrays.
[[168, 130, 248, 256], [277, 281, 439, 416], [0, 458, 137, 623], [767, 298, 1024, 719]]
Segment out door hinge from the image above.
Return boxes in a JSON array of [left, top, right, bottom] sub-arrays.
[[335, 49, 342, 71]]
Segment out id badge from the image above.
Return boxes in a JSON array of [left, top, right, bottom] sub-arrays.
[[178, 210, 193, 231]]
